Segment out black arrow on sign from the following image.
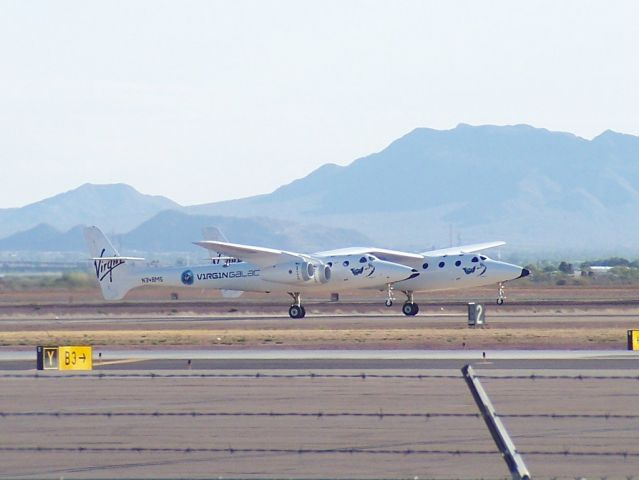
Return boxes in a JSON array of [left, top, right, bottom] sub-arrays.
[[79, 353, 86, 362]]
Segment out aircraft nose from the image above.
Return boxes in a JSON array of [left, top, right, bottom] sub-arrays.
[[489, 260, 529, 282], [377, 261, 418, 282]]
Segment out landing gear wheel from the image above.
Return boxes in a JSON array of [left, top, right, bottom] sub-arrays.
[[496, 282, 505, 305], [384, 283, 395, 308], [288, 305, 306, 319], [402, 302, 419, 316]]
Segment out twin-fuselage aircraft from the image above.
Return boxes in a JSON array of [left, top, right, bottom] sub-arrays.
[[85, 226, 529, 318]]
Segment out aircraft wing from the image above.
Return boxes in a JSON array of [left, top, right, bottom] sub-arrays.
[[194, 241, 310, 267], [421, 241, 505, 257], [315, 247, 425, 263]]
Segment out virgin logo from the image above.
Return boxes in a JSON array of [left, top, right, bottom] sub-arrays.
[[93, 249, 125, 283]]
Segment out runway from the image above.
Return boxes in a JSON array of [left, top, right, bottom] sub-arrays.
[[2, 348, 639, 371]]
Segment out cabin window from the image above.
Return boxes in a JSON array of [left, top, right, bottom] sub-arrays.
[[343, 260, 349, 267], [472, 257, 479, 263], [359, 256, 367, 263], [422, 262, 429, 270], [455, 260, 461, 267], [438, 261, 445, 268]]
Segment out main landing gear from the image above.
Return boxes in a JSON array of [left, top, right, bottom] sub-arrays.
[[496, 282, 505, 305], [384, 285, 419, 316], [401, 290, 419, 316], [288, 292, 306, 319]]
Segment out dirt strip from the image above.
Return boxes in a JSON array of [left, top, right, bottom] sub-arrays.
[[0, 326, 628, 349]]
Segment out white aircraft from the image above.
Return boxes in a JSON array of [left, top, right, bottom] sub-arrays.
[[84, 226, 418, 318], [315, 243, 530, 315]]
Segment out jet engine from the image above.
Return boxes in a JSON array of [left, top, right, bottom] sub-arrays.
[[261, 261, 331, 285], [313, 264, 331, 284]]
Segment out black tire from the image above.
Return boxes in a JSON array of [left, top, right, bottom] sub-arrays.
[[496, 298, 504, 305], [289, 305, 303, 318], [385, 299, 393, 308], [300, 306, 306, 318], [402, 302, 418, 316]]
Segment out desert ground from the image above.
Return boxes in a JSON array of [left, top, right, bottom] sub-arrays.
[[1, 284, 638, 349]]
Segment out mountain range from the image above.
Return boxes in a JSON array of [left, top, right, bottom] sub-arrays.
[[0, 183, 178, 239], [189, 124, 639, 256], [0, 210, 371, 255], [3, 123, 639, 259]]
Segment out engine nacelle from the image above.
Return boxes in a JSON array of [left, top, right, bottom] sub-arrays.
[[261, 261, 331, 285], [313, 264, 331, 284], [261, 261, 314, 284]]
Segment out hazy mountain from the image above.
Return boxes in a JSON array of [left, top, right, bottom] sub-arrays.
[[188, 124, 639, 256], [0, 183, 180, 238], [0, 210, 371, 256], [0, 224, 87, 252], [119, 210, 371, 253], [5, 124, 639, 258]]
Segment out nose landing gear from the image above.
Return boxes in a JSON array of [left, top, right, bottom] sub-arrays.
[[496, 283, 505, 305], [384, 283, 395, 307], [288, 292, 306, 318]]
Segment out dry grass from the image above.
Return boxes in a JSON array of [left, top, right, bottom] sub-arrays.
[[0, 327, 626, 348]]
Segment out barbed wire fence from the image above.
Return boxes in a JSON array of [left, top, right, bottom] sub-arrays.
[[2, 369, 639, 478], [2, 371, 639, 380]]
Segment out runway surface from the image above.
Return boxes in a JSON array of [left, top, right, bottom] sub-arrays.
[[2, 348, 639, 371]]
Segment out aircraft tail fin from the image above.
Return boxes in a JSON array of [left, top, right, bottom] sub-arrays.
[[202, 226, 229, 242], [83, 226, 141, 300]]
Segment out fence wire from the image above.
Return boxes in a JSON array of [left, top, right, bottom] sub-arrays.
[[0, 372, 461, 380], [476, 374, 639, 380], [2, 410, 638, 420], [0, 410, 479, 418], [0, 446, 496, 455], [4, 372, 639, 380], [1, 446, 638, 459]]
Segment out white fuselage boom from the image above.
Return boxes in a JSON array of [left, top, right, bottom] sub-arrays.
[[391, 253, 524, 292], [95, 253, 416, 299]]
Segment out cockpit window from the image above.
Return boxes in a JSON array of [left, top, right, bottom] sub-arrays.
[[368, 256, 375, 261], [480, 255, 487, 260], [327, 262, 333, 267], [342, 260, 349, 267], [472, 257, 479, 263], [359, 256, 367, 263]]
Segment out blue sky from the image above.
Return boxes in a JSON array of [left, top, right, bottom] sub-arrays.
[[1, 0, 638, 207]]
